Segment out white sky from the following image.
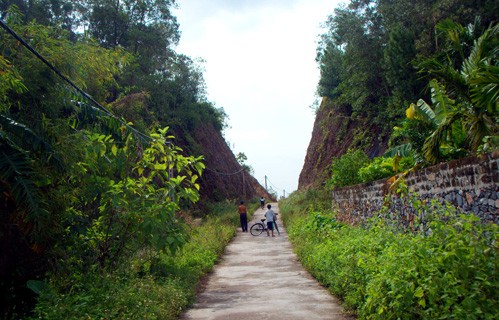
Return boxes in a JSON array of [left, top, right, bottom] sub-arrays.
[[173, 0, 342, 195]]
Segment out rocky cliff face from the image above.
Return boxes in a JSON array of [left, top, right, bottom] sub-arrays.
[[298, 97, 389, 189], [176, 123, 273, 202]]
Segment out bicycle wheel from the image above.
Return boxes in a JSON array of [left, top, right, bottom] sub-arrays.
[[250, 223, 265, 236]]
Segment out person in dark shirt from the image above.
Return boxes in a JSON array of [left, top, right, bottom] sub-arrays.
[[238, 200, 248, 232]]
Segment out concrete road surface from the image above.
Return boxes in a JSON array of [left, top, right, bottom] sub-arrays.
[[181, 203, 353, 320]]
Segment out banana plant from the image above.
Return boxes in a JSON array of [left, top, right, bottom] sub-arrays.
[[420, 21, 498, 162], [413, 80, 465, 164], [390, 21, 498, 164]]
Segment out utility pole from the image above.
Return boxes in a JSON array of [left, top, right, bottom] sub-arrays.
[[264, 175, 268, 191], [283, 190, 285, 199]]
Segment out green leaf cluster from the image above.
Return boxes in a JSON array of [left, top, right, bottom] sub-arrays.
[[357, 157, 396, 183], [326, 149, 369, 188], [327, 150, 413, 188]]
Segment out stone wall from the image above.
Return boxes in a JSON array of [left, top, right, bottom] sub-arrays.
[[331, 151, 499, 224]]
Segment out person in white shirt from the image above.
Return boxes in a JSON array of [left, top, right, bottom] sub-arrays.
[[264, 204, 276, 237]]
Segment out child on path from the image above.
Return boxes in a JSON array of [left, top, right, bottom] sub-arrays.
[[264, 204, 276, 237]]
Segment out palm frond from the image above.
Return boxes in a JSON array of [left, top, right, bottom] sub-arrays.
[[436, 19, 466, 59], [469, 66, 499, 114], [466, 112, 497, 151], [429, 80, 456, 121], [464, 24, 499, 114], [384, 143, 413, 157], [422, 111, 461, 163]]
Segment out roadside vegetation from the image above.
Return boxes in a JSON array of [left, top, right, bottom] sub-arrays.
[[289, 2, 498, 317], [1, 0, 497, 318], [28, 200, 258, 319], [280, 189, 498, 319], [0, 2, 250, 318]]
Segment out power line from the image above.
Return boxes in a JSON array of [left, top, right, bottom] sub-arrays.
[[204, 167, 245, 176], [265, 176, 282, 193], [0, 19, 152, 142], [266, 177, 279, 190], [1, 18, 253, 190]]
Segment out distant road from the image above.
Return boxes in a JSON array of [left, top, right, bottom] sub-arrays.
[[181, 203, 354, 320]]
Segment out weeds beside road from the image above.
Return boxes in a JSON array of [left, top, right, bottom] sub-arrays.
[[30, 200, 259, 319], [280, 189, 498, 320]]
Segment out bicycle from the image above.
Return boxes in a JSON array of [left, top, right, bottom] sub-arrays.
[[250, 218, 268, 236]]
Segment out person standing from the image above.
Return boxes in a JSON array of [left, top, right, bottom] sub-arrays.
[[264, 204, 276, 237], [238, 200, 248, 232], [260, 196, 265, 210]]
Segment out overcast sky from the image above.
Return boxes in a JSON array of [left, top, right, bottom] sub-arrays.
[[173, 0, 342, 196]]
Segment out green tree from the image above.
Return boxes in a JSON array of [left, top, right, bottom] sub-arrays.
[[417, 21, 498, 163], [316, 39, 344, 99], [236, 152, 254, 175], [77, 0, 180, 86], [383, 26, 423, 106], [0, 0, 76, 31], [0, 10, 207, 317], [317, 0, 498, 145], [320, 4, 387, 118]]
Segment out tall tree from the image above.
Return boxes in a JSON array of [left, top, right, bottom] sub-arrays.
[[78, 0, 179, 75], [321, 3, 387, 118]]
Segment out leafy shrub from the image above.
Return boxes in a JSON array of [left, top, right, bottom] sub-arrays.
[[358, 157, 396, 182], [32, 274, 188, 320], [282, 192, 498, 319], [280, 189, 333, 220], [327, 151, 416, 188], [358, 155, 414, 183], [327, 150, 369, 188], [29, 202, 239, 320]]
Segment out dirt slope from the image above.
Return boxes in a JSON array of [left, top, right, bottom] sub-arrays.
[[176, 122, 273, 201], [298, 97, 389, 189]]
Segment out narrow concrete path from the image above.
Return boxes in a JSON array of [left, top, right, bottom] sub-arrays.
[[181, 203, 353, 320]]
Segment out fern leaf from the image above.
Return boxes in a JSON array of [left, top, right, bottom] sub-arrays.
[[0, 142, 42, 216]]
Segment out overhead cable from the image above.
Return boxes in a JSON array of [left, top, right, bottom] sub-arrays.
[[205, 166, 245, 176], [0, 19, 152, 142], [265, 176, 281, 193]]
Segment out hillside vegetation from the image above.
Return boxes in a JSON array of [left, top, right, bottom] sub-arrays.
[[300, 0, 498, 189]]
